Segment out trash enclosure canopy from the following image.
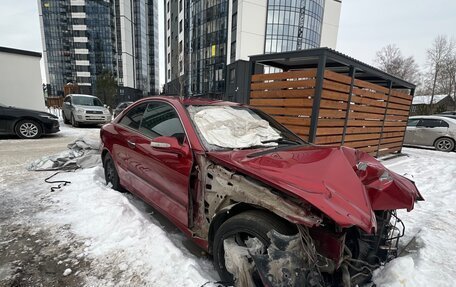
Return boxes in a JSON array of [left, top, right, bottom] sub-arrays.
[[249, 48, 416, 157]]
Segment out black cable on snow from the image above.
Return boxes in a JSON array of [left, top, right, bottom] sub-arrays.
[[44, 170, 77, 192]]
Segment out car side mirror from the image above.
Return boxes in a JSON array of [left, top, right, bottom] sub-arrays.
[[150, 136, 189, 157], [64, 102, 70, 106]]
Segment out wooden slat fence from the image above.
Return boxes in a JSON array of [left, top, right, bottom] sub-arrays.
[[46, 97, 64, 108], [250, 69, 413, 157]]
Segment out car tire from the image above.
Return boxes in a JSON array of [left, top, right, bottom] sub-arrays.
[[71, 113, 79, 127], [103, 153, 125, 192], [14, 119, 43, 139], [434, 137, 455, 152], [63, 112, 70, 124], [212, 210, 296, 286]]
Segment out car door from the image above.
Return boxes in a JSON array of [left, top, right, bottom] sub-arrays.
[[117, 101, 192, 227], [112, 103, 148, 191], [404, 118, 420, 144], [414, 119, 449, 146]]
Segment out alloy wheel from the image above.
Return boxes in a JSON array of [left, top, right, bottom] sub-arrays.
[[19, 122, 39, 138]]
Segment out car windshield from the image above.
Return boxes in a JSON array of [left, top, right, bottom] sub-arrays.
[[72, 96, 103, 107], [186, 105, 305, 151]]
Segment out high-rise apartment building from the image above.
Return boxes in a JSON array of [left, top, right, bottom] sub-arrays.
[[38, 0, 159, 100], [164, 0, 341, 97]]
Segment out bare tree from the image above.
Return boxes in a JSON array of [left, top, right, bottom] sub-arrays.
[[374, 44, 420, 84], [426, 35, 454, 112]]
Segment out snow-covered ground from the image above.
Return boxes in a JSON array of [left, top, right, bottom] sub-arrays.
[[373, 148, 456, 286], [1, 123, 455, 286]]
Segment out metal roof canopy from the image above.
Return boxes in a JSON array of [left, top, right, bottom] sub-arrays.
[[249, 47, 416, 90]]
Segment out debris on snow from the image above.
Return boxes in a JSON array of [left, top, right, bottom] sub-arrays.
[[63, 268, 72, 276]]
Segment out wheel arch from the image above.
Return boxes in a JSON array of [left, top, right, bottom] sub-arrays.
[[207, 202, 295, 253]]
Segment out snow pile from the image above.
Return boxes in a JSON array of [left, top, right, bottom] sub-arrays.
[[372, 148, 456, 287], [192, 106, 280, 149], [37, 166, 218, 286]]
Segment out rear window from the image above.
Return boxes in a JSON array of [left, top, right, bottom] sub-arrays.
[[407, 119, 420, 127]]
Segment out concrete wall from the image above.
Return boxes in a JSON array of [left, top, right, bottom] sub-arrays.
[[0, 51, 45, 111], [234, 0, 268, 62], [320, 0, 341, 49]]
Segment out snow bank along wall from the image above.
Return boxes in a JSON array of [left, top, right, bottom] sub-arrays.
[[249, 48, 415, 157], [0, 47, 45, 111]]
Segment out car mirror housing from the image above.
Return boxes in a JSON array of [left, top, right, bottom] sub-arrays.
[[150, 136, 189, 157]]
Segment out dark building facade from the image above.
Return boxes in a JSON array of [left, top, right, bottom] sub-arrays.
[[39, 0, 159, 101]]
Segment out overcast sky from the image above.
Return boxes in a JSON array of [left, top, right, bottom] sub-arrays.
[[1, 1, 455, 84], [338, 0, 456, 68]]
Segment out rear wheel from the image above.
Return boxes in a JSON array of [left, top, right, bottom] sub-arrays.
[[103, 153, 124, 192], [213, 210, 296, 286], [15, 120, 42, 139], [434, 137, 455, 152]]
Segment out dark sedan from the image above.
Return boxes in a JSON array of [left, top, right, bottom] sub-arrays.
[[0, 103, 59, 139]]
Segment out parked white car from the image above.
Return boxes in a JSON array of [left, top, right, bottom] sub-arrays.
[[62, 94, 111, 127], [404, 115, 456, 152]]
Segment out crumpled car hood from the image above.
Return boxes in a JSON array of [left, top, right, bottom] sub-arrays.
[[207, 145, 422, 233]]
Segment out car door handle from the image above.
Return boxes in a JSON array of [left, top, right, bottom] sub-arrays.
[[127, 140, 136, 148]]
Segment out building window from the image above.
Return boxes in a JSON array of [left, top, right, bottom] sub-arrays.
[[167, 53, 170, 63], [167, 36, 170, 47], [179, 41, 183, 53], [230, 68, 236, 84], [179, 0, 183, 12], [168, 69, 171, 79], [167, 1, 170, 13], [231, 13, 237, 29], [179, 60, 183, 72], [167, 19, 170, 30], [179, 20, 183, 33]]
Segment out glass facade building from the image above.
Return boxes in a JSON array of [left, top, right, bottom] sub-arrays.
[[39, 0, 114, 96], [265, 0, 324, 53], [164, 0, 338, 97], [188, 0, 229, 95], [39, 0, 159, 99]]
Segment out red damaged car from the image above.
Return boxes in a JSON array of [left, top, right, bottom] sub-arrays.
[[100, 96, 423, 287]]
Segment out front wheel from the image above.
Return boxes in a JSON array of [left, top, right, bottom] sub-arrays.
[[434, 137, 455, 152], [63, 112, 70, 124], [213, 210, 296, 286], [71, 113, 79, 127], [15, 120, 42, 139]]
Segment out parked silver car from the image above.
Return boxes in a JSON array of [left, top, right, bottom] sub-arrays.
[[404, 115, 456, 152], [62, 94, 111, 127]]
